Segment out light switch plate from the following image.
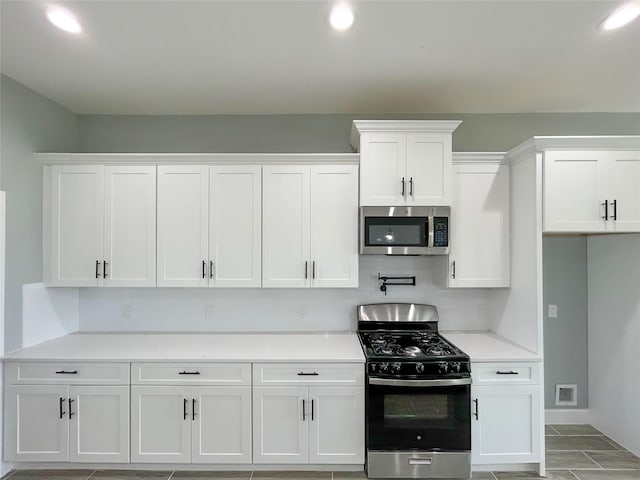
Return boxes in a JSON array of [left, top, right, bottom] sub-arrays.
[[548, 304, 558, 318]]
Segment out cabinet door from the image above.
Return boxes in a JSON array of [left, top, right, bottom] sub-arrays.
[[192, 386, 252, 464], [48, 165, 104, 286], [406, 133, 452, 206], [252, 386, 308, 464], [262, 166, 311, 288], [310, 165, 359, 288], [359, 133, 406, 206], [209, 165, 262, 287], [157, 166, 209, 287], [69, 385, 129, 463], [131, 386, 191, 463], [602, 150, 640, 232], [471, 385, 542, 465], [104, 166, 157, 287], [448, 164, 510, 288], [308, 387, 364, 465], [543, 151, 606, 232], [4, 385, 69, 462]]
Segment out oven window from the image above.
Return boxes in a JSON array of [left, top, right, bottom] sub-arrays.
[[384, 394, 449, 422], [364, 217, 428, 246]]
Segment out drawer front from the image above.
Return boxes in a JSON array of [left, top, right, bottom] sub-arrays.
[[131, 363, 251, 385], [253, 363, 365, 386], [5, 362, 129, 385], [472, 362, 540, 385]]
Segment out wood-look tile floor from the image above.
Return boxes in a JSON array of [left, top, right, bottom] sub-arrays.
[[3, 425, 639, 480]]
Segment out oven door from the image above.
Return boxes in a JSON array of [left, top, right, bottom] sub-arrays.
[[367, 377, 471, 451]]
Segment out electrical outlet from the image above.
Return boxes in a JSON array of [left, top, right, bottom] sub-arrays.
[[548, 304, 558, 319], [122, 304, 132, 319], [205, 304, 216, 320], [296, 305, 306, 319]]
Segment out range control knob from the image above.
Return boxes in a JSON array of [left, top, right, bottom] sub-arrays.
[[369, 364, 377, 373], [379, 363, 389, 373], [438, 362, 449, 374], [391, 363, 402, 373], [415, 363, 425, 374], [451, 362, 461, 373]]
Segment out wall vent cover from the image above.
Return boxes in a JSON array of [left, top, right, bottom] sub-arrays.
[[555, 384, 578, 406]]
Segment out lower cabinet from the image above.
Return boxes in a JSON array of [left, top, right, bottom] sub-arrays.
[[4, 384, 129, 463], [470, 362, 542, 465], [131, 385, 252, 464], [253, 386, 364, 464]]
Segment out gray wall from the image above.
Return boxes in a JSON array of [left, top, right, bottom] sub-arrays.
[[79, 113, 640, 153], [543, 236, 589, 409], [0, 74, 79, 352]]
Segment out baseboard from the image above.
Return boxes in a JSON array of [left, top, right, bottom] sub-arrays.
[[545, 408, 590, 424]]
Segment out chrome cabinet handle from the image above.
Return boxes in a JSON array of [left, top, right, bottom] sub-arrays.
[[602, 200, 609, 220], [312, 261, 316, 279], [473, 398, 479, 420], [401, 177, 405, 197], [452, 260, 456, 279], [95, 260, 101, 279], [103, 261, 109, 278], [305, 261, 308, 279]]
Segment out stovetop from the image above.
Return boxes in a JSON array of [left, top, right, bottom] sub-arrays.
[[359, 331, 467, 361]]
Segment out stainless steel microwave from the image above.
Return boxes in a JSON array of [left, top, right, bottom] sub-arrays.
[[360, 206, 450, 255]]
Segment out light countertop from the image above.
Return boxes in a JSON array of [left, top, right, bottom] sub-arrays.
[[441, 331, 540, 362], [2, 332, 365, 363]]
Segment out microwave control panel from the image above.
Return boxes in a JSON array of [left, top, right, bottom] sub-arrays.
[[433, 217, 449, 247]]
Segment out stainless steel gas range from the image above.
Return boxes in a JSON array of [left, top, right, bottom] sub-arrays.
[[357, 303, 471, 480]]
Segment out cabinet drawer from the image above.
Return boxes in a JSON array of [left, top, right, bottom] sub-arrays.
[[131, 363, 251, 385], [253, 363, 364, 386], [5, 362, 129, 385], [472, 362, 540, 385]]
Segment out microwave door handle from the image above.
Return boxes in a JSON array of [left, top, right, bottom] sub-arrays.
[[427, 217, 434, 249]]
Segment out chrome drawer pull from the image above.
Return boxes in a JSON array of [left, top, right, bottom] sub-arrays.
[[409, 458, 432, 465], [496, 371, 519, 375]]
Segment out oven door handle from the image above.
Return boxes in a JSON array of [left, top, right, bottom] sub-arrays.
[[368, 377, 472, 387]]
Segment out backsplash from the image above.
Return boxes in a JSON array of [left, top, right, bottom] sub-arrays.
[[79, 256, 504, 332]]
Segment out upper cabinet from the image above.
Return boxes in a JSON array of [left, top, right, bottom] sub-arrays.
[[448, 157, 510, 288], [44, 165, 156, 287], [263, 165, 359, 288], [351, 121, 461, 206], [543, 149, 640, 233], [157, 165, 261, 288]]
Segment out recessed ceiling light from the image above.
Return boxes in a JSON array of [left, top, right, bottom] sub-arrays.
[[46, 5, 83, 34], [329, 3, 355, 32], [599, 3, 640, 31]]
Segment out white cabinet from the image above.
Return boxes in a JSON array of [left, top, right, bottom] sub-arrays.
[[253, 386, 364, 465], [252, 363, 365, 465], [263, 165, 358, 288], [157, 165, 261, 287], [351, 121, 460, 207], [448, 162, 510, 288], [471, 362, 543, 466], [45, 165, 156, 287], [543, 150, 640, 233], [4, 384, 129, 463], [131, 362, 252, 464]]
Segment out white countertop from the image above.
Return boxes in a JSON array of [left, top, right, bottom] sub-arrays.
[[2, 332, 365, 363], [441, 331, 540, 362]]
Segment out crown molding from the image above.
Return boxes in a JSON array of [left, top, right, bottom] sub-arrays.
[[350, 120, 462, 151], [452, 152, 507, 165]]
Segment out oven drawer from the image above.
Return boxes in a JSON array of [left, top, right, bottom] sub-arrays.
[[4, 362, 129, 385], [367, 451, 471, 479], [131, 363, 251, 385], [471, 362, 540, 385], [253, 363, 364, 386]]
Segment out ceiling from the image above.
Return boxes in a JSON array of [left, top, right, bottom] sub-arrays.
[[1, 0, 639, 115]]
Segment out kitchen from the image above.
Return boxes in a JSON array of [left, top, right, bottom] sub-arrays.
[[1, 1, 640, 480]]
